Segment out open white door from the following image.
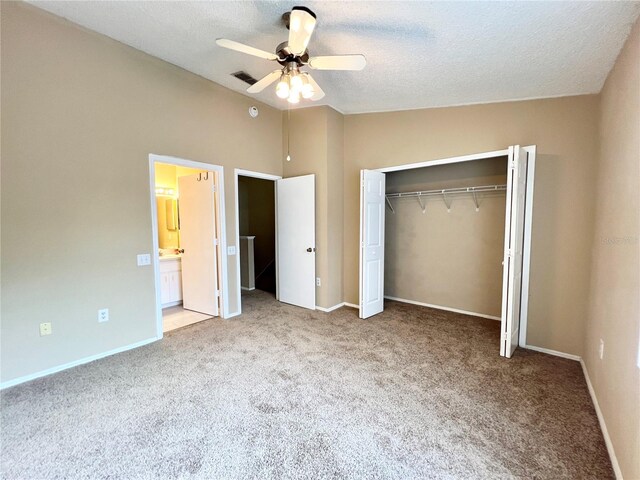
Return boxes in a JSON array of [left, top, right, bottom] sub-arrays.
[[359, 169, 386, 319], [500, 146, 528, 357], [178, 173, 219, 317], [276, 174, 316, 310]]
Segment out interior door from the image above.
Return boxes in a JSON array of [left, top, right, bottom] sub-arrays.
[[359, 169, 386, 319], [500, 146, 528, 357], [178, 173, 219, 316], [276, 174, 316, 310]]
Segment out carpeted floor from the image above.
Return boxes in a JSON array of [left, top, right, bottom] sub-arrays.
[[1, 290, 612, 479]]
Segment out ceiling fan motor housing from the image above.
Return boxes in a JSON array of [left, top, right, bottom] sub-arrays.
[[276, 42, 309, 66]]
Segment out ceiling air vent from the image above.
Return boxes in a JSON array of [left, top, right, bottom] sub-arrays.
[[231, 71, 258, 86]]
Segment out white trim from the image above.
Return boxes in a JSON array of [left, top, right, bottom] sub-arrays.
[[161, 300, 182, 308], [234, 168, 281, 316], [580, 359, 623, 480], [522, 344, 581, 361], [0, 337, 158, 390], [315, 302, 346, 313], [149, 154, 229, 335], [519, 145, 536, 347], [376, 149, 509, 173], [241, 287, 255, 291], [225, 311, 241, 319], [344, 302, 359, 309], [235, 169, 281, 182], [384, 296, 501, 321]]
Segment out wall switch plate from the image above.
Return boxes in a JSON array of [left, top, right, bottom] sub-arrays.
[[599, 339, 604, 360], [227, 246, 236, 256], [316, 277, 321, 287], [40, 322, 52, 336], [98, 308, 109, 323], [137, 254, 151, 266]]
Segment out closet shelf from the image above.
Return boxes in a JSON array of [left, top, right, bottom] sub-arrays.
[[385, 184, 507, 213]]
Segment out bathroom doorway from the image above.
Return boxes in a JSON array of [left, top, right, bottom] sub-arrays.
[[149, 155, 228, 336]]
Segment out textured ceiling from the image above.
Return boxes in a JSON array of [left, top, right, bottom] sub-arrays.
[[28, 1, 640, 114]]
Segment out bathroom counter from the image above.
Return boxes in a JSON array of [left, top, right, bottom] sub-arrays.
[[159, 254, 182, 261]]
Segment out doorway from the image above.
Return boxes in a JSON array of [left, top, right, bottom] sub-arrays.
[[234, 169, 317, 314], [149, 155, 228, 337], [238, 176, 277, 293], [234, 169, 280, 314], [359, 146, 536, 358]]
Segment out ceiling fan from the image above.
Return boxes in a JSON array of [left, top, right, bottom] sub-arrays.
[[216, 6, 366, 104]]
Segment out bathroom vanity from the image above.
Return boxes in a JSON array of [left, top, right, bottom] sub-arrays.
[[159, 256, 182, 307]]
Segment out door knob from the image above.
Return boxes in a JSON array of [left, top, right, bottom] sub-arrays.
[[306, 247, 315, 252]]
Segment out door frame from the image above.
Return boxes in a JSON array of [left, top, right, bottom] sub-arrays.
[[149, 154, 229, 339], [372, 146, 536, 348], [233, 169, 282, 316]]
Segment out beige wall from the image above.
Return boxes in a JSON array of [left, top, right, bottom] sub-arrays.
[[385, 157, 507, 317], [283, 106, 343, 308], [585, 19, 640, 479], [344, 95, 600, 356], [0, 3, 282, 383], [326, 108, 345, 308]]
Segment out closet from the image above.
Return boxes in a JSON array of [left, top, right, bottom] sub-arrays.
[[359, 146, 534, 358], [384, 156, 508, 320]]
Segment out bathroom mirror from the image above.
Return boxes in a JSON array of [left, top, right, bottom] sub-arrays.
[[165, 198, 178, 231]]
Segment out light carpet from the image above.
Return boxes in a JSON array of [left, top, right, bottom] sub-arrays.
[[1, 290, 612, 479]]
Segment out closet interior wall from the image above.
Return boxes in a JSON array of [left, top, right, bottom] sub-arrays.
[[384, 156, 508, 318]]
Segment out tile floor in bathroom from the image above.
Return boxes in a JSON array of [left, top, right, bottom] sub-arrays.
[[162, 305, 212, 332]]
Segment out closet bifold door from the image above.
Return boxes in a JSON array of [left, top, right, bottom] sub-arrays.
[[500, 146, 528, 357], [359, 169, 386, 319]]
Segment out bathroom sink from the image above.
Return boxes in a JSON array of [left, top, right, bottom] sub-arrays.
[[159, 254, 182, 261]]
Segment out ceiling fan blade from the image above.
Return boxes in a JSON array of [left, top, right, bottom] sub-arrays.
[[247, 70, 282, 93], [306, 74, 325, 101], [216, 38, 277, 61], [308, 55, 366, 71], [288, 7, 316, 56]]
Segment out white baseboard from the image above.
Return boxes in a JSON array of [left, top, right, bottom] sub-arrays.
[[522, 344, 581, 362], [344, 302, 359, 309], [384, 296, 501, 321], [240, 287, 255, 291], [0, 336, 159, 390], [225, 311, 241, 319], [161, 300, 182, 308], [580, 359, 622, 479], [316, 302, 347, 313]]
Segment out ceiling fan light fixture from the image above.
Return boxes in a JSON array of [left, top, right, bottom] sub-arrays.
[[301, 74, 314, 99], [290, 73, 303, 92], [287, 90, 301, 104], [276, 74, 290, 99]]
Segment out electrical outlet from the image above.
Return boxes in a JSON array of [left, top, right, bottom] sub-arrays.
[[40, 322, 52, 336], [98, 308, 109, 323], [137, 254, 151, 266], [316, 277, 321, 287], [599, 339, 604, 360]]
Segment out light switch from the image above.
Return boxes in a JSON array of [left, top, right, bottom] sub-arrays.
[[137, 254, 151, 266], [227, 246, 236, 256]]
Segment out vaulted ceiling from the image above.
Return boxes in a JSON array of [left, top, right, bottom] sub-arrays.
[[29, 1, 640, 114]]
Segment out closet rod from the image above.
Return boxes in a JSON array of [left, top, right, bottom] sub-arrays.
[[385, 184, 506, 199]]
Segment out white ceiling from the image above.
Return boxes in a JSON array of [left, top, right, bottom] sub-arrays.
[[29, 1, 640, 114]]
